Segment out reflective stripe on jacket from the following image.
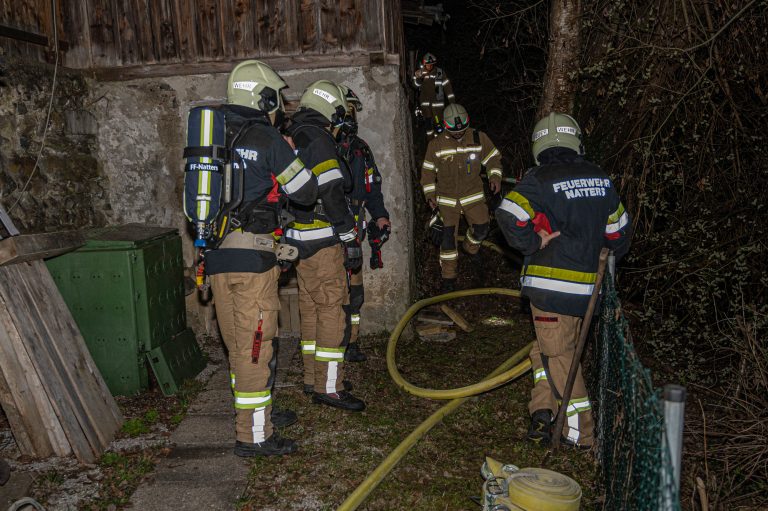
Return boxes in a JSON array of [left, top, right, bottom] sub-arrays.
[[420, 129, 502, 207], [496, 148, 631, 316]]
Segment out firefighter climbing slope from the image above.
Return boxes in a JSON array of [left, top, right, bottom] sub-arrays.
[[496, 112, 631, 448], [420, 103, 503, 293], [285, 79, 367, 412], [413, 52, 456, 137], [185, 60, 318, 457], [337, 84, 392, 363]]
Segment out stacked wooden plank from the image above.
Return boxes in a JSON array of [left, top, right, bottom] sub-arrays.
[[0, 232, 122, 463], [415, 305, 475, 343], [275, 277, 302, 386]]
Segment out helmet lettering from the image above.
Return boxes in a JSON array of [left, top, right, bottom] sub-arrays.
[[232, 81, 258, 91], [313, 88, 337, 104], [532, 129, 548, 142]]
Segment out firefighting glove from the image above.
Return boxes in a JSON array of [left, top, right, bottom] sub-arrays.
[[428, 210, 444, 246], [367, 223, 391, 270], [343, 239, 363, 270]]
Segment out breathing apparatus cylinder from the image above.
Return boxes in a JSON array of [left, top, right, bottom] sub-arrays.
[[183, 106, 227, 247]]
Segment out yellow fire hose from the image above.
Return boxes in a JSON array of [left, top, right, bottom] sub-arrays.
[[337, 288, 533, 511]]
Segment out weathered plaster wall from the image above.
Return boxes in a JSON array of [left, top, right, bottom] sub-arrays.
[[0, 57, 109, 232], [88, 81, 182, 229], [91, 65, 414, 333]]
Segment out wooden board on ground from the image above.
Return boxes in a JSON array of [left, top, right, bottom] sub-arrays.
[[0, 260, 122, 463], [419, 331, 457, 343], [440, 305, 474, 333], [0, 231, 84, 266], [416, 309, 454, 326], [416, 322, 457, 343], [415, 322, 450, 337]]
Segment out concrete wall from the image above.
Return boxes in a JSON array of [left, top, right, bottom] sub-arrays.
[[88, 65, 414, 334]]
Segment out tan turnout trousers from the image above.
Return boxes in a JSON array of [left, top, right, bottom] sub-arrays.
[[528, 305, 594, 446], [438, 202, 489, 279], [297, 244, 349, 394], [211, 264, 280, 445]]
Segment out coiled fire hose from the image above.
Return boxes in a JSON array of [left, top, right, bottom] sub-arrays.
[[337, 287, 533, 511]]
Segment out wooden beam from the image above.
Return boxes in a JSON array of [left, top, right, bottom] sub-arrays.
[[0, 24, 47, 46], [91, 52, 401, 81], [0, 231, 85, 267]]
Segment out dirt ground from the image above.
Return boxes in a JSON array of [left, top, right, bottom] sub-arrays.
[[0, 336, 215, 510], [0, 244, 598, 510], [235, 291, 597, 510]]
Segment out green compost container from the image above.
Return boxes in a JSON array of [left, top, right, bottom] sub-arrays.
[[46, 223, 205, 396]]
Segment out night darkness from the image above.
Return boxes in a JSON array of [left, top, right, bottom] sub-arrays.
[[406, 1, 768, 508], [0, 1, 765, 508], [406, 1, 549, 176]]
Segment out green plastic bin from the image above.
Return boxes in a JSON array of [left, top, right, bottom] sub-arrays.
[[46, 223, 205, 396]]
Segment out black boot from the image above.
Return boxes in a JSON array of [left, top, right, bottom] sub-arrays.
[[270, 408, 298, 428], [344, 342, 367, 362], [304, 380, 353, 395], [440, 278, 457, 294], [312, 390, 366, 412], [527, 409, 553, 445], [234, 431, 297, 457]]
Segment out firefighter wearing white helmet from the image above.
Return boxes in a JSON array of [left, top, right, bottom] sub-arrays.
[[334, 84, 392, 364], [420, 103, 503, 292], [497, 112, 632, 448], [413, 52, 456, 137], [284, 79, 367, 412], [205, 60, 318, 457]]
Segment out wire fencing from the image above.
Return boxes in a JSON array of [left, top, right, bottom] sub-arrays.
[[590, 271, 682, 511]]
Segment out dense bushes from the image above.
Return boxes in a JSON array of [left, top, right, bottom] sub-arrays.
[[411, 1, 767, 506]]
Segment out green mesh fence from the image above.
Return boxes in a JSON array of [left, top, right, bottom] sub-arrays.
[[591, 272, 680, 510]]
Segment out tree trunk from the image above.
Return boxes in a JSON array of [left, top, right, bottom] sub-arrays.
[[537, 0, 582, 119]]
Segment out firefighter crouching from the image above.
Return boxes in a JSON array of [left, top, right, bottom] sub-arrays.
[[285, 80, 366, 412], [496, 112, 631, 448], [337, 85, 392, 363], [412, 52, 455, 137], [204, 61, 318, 457], [420, 103, 503, 293]]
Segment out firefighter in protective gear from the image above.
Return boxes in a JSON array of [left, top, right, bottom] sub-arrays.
[[496, 112, 631, 448], [420, 103, 503, 292], [285, 79, 366, 412], [412, 52, 455, 137], [337, 85, 392, 363], [206, 60, 318, 457]]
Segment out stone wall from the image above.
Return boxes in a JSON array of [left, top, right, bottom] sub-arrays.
[[1, 57, 413, 333], [0, 56, 109, 232], [90, 65, 415, 334]]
